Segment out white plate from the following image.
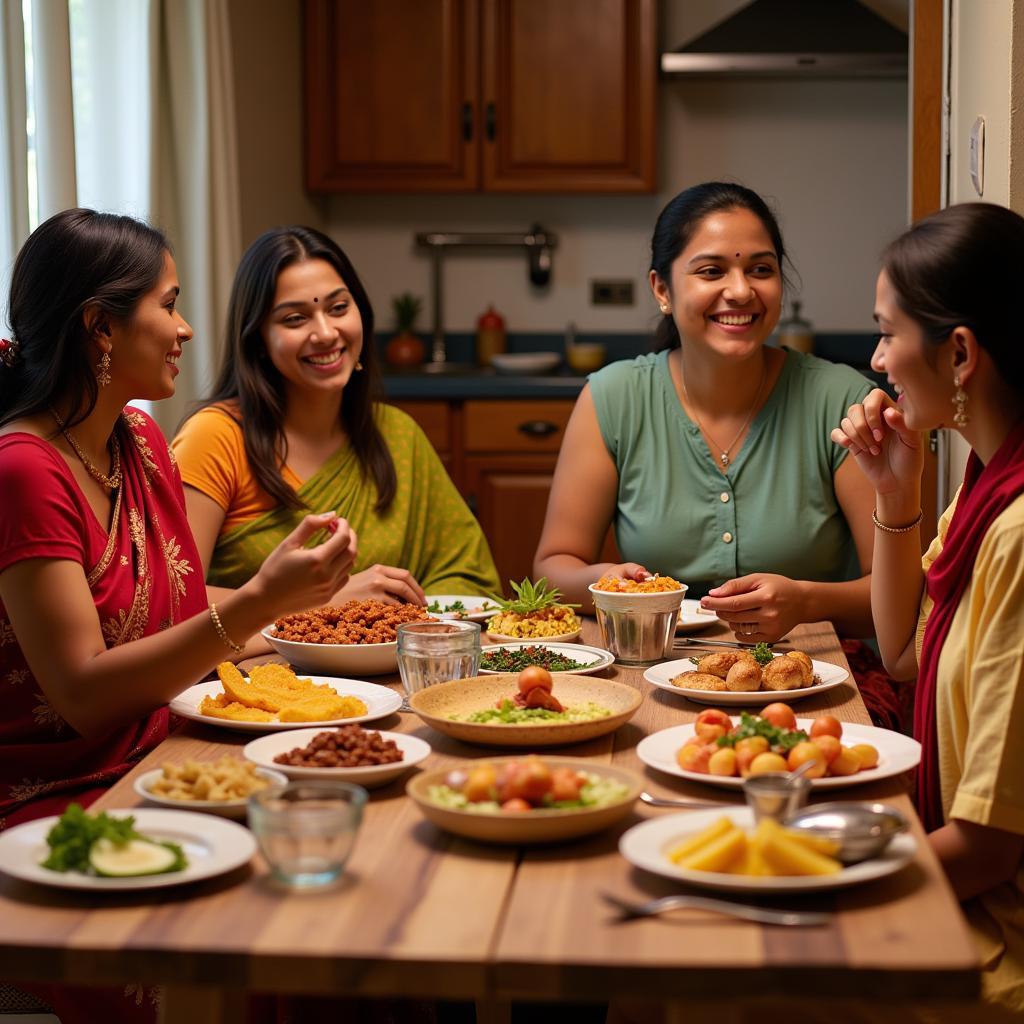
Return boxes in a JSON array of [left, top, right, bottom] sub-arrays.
[[169, 676, 403, 733], [643, 658, 850, 706], [491, 352, 561, 375], [425, 595, 499, 622], [261, 627, 398, 675], [134, 766, 288, 818], [676, 599, 720, 634], [636, 719, 920, 790], [0, 808, 257, 891], [244, 729, 431, 788], [479, 642, 614, 675], [619, 805, 917, 893]]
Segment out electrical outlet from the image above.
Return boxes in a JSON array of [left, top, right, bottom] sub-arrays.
[[590, 279, 634, 306]]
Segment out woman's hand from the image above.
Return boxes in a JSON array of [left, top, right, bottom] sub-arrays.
[[249, 512, 358, 616], [331, 564, 426, 606], [605, 563, 653, 582], [700, 573, 808, 643], [831, 388, 923, 496]]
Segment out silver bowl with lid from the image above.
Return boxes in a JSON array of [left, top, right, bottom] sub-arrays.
[[784, 802, 909, 864]]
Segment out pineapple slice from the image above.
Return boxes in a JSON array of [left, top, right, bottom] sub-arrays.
[[675, 824, 747, 873], [667, 816, 735, 865], [754, 819, 842, 875]]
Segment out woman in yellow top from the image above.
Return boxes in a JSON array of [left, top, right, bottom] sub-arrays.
[[173, 226, 499, 603], [834, 203, 1024, 1016]]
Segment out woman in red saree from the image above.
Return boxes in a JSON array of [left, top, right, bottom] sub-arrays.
[[834, 203, 1024, 1017], [0, 209, 358, 1022]]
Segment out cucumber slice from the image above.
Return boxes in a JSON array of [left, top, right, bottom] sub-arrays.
[[88, 837, 181, 877]]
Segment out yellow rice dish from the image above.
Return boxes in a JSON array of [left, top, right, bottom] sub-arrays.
[[487, 605, 581, 639], [199, 662, 369, 723]]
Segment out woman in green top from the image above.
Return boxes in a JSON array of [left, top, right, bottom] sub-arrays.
[[536, 182, 876, 645], [174, 226, 499, 603]]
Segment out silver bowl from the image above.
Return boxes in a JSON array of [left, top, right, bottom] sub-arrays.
[[784, 802, 908, 864], [742, 772, 811, 824], [588, 583, 687, 666]]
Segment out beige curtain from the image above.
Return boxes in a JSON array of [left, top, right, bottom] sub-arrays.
[[0, 0, 29, 309]]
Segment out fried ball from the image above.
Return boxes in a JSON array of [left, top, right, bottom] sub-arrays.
[[670, 671, 728, 692], [762, 657, 806, 691], [785, 650, 814, 686], [697, 651, 757, 679], [725, 660, 762, 692]]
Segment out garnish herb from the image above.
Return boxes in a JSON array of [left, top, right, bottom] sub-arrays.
[[751, 642, 775, 666], [715, 711, 808, 752], [488, 577, 581, 616], [480, 645, 588, 673]]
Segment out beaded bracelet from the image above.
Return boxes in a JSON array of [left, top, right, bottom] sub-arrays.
[[209, 602, 244, 654], [871, 508, 923, 534]]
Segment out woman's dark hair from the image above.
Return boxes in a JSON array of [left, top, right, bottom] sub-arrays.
[[650, 182, 789, 351], [194, 226, 396, 512], [1, 208, 169, 428], [882, 202, 1024, 396]]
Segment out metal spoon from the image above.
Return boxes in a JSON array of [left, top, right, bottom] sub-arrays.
[[601, 891, 829, 927], [640, 791, 729, 810]]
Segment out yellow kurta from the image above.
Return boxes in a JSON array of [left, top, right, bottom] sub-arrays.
[[918, 490, 1024, 1013]]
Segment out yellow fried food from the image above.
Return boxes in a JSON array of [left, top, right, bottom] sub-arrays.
[[762, 657, 806, 691], [698, 651, 757, 679], [278, 695, 368, 722], [199, 696, 276, 722], [150, 755, 271, 802], [785, 650, 815, 686], [725, 660, 762, 692], [670, 671, 727, 692]]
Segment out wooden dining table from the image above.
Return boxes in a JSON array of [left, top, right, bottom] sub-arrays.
[[0, 618, 980, 1023]]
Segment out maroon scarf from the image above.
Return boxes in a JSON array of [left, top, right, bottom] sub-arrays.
[[915, 418, 1024, 832]]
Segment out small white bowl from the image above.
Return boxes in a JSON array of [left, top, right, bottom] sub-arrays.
[[491, 352, 561, 375], [243, 729, 431, 789], [261, 626, 397, 675], [134, 766, 288, 819]]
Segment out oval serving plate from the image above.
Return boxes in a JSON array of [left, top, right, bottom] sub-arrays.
[[636, 719, 921, 790], [425, 595, 499, 622], [243, 729, 431, 788], [619, 805, 917, 893], [643, 657, 850, 706], [170, 675, 403, 733], [408, 757, 642, 844], [479, 641, 614, 676], [409, 674, 641, 747]]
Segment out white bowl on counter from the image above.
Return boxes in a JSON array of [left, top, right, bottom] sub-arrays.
[[490, 352, 561, 375]]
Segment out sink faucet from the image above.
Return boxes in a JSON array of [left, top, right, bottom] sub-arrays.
[[414, 225, 557, 364]]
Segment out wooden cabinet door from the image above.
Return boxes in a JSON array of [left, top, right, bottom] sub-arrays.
[[480, 0, 656, 192], [304, 0, 479, 192]]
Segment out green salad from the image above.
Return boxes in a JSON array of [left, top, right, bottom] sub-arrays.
[[453, 698, 611, 725]]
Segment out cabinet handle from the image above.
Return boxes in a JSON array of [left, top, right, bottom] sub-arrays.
[[518, 420, 559, 438], [462, 102, 473, 142], [485, 102, 496, 141]]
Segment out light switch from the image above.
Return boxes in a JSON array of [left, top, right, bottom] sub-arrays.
[[970, 116, 985, 197]]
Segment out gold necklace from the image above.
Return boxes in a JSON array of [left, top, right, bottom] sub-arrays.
[[681, 361, 768, 468], [50, 410, 122, 490]]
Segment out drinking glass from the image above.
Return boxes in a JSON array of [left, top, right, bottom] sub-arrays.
[[248, 781, 367, 888], [397, 620, 480, 705]]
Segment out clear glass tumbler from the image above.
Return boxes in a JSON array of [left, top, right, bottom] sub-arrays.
[[248, 780, 367, 888], [396, 619, 481, 703]]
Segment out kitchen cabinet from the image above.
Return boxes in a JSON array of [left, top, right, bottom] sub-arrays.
[[303, 0, 657, 193], [393, 398, 619, 590]]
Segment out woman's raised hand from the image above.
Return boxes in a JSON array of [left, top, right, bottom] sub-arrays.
[[831, 388, 923, 495], [250, 512, 358, 616], [700, 573, 807, 644], [330, 565, 426, 606]]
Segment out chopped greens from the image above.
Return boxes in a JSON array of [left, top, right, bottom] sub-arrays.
[[427, 599, 466, 613], [751, 642, 775, 666], [715, 711, 808, 753], [480, 645, 589, 673]]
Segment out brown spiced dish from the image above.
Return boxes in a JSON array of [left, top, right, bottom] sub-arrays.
[[272, 724, 405, 769], [272, 599, 431, 645]]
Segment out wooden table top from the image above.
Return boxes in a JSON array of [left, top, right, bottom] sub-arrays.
[[0, 618, 980, 1016]]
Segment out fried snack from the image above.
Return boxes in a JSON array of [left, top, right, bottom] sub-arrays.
[[273, 600, 430, 645], [762, 657, 806, 691], [785, 651, 815, 686], [671, 671, 728, 692], [725, 660, 762, 692], [593, 574, 685, 593], [200, 663, 369, 723], [697, 650, 757, 679], [149, 755, 272, 802]]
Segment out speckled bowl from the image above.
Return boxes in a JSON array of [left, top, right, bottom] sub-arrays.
[[408, 673, 642, 747]]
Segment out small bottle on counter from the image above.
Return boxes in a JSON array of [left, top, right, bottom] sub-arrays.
[[476, 305, 506, 366], [777, 300, 814, 354]]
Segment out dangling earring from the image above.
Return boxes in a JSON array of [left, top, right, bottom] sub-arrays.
[[96, 351, 112, 388], [354, 361, 364, 371], [952, 374, 969, 427]]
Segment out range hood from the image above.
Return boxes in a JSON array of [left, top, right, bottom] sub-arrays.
[[662, 0, 908, 79]]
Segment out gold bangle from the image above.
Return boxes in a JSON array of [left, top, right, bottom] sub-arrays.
[[209, 602, 244, 654], [872, 508, 923, 534]]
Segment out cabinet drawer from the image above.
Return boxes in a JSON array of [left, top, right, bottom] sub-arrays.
[[464, 400, 572, 453], [392, 401, 452, 453]]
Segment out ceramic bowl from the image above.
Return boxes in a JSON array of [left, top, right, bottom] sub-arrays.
[[134, 766, 289, 819], [408, 673, 642, 747], [565, 344, 607, 373], [261, 626, 397, 675], [407, 756, 642, 844], [490, 352, 561, 375]]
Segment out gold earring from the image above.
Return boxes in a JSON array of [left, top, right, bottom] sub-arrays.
[[355, 361, 364, 371], [952, 374, 969, 427], [96, 351, 112, 388], [659, 304, 670, 314]]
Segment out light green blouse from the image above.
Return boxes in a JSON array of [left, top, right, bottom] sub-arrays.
[[588, 349, 872, 598]]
